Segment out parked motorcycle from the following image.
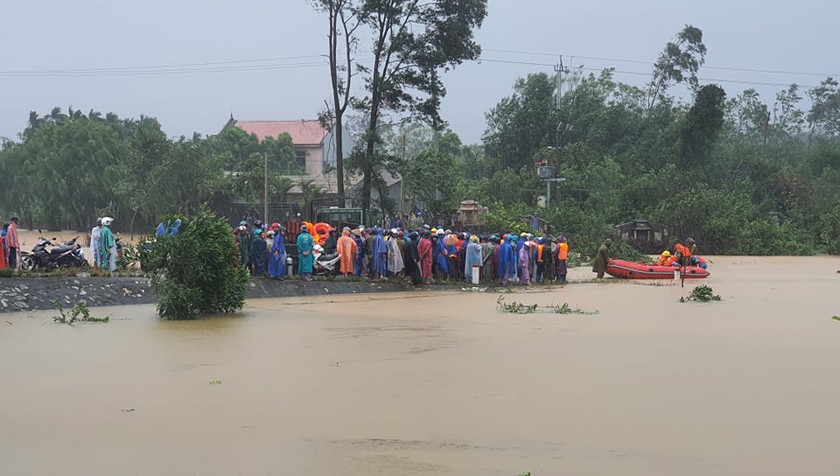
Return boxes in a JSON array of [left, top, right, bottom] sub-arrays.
[[20, 235, 87, 271], [312, 244, 341, 276]]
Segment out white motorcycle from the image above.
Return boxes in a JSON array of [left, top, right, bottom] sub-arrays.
[[312, 244, 341, 276]]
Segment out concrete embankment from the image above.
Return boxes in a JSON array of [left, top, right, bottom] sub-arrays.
[[0, 276, 452, 313]]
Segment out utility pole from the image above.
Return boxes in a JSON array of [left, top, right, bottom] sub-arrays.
[[264, 152, 269, 225], [554, 56, 565, 148], [554, 56, 564, 111]]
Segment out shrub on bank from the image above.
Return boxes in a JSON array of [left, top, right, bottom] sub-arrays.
[[146, 211, 248, 320]]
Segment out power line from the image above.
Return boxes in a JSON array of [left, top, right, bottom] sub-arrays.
[[483, 48, 839, 79], [478, 58, 819, 89], [0, 55, 326, 77], [0, 49, 828, 88]]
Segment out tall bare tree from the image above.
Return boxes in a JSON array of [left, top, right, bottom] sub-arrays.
[[311, 0, 362, 204]]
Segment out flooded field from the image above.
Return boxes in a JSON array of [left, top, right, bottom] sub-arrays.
[[2, 256, 840, 475]]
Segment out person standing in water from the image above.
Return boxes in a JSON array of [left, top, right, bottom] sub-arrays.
[[592, 238, 612, 279]]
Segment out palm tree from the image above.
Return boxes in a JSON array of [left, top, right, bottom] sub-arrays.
[[298, 178, 326, 219]]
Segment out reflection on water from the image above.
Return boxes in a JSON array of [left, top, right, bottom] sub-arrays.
[[2, 256, 840, 476]]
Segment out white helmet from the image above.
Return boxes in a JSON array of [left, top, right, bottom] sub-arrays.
[[101, 217, 114, 226]]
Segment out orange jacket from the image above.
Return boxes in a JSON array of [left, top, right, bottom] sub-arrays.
[[557, 242, 569, 261]]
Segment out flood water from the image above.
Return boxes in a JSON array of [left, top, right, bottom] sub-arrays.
[[2, 256, 840, 475]]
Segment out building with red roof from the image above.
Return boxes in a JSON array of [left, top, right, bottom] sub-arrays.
[[221, 117, 354, 193]]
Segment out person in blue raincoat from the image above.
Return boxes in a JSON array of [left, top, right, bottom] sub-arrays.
[[498, 234, 516, 286], [297, 224, 315, 281], [432, 231, 449, 281], [267, 227, 286, 280], [464, 235, 482, 282], [372, 227, 388, 279], [352, 227, 365, 277]]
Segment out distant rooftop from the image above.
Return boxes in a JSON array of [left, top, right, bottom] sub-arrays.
[[232, 119, 329, 145]]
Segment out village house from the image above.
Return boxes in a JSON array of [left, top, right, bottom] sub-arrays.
[[221, 117, 354, 194]]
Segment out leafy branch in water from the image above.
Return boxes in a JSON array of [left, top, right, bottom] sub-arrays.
[[832, 316, 840, 322], [679, 284, 722, 303], [497, 296, 597, 315], [549, 302, 598, 315], [497, 295, 538, 314], [53, 300, 109, 324]]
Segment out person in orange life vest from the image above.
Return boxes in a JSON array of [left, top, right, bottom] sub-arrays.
[[657, 250, 672, 266], [555, 235, 569, 282], [534, 238, 546, 283]]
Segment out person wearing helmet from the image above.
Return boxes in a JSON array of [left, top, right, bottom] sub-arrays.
[[90, 218, 103, 268], [267, 225, 287, 280], [518, 239, 532, 286], [100, 217, 117, 272], [252, 224, 268, 277], [297, 224, 314, 281], [657, 250, 672, 266], [236, 221, 252, 270], [464, 235, 482, 283], [417, 229, 433, 284]]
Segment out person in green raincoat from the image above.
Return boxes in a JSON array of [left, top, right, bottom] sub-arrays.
[[236, 221, 252, 272], [99, 217, 117, 272], [297, 224, 314, 281], [592, 238, 612, 279]]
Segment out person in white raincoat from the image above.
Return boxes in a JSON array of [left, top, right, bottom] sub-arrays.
[[386, 229, 404, 276]]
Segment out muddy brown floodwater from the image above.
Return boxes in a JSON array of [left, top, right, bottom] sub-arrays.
[[2, 256, 840, 475]]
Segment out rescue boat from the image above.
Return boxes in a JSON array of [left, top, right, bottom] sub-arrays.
[[605, 259, 710, 279]]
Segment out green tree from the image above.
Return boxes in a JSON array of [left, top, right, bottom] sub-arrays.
[[647, 25, 707, 111], [148, 211, 249, 320], [680, 84, 726, 170], [483, 72, 558, 171], [355, 0, 488, 215], [773, 84, 805, 140], [401, 150, 457, 216], [807, 77, 840, 140], [726, 89, 769, 142]]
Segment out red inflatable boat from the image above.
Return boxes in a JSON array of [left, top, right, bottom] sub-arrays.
[[605, 259, 710, 279]]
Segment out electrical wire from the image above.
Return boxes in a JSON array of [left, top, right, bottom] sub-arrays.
[[478, 58, 820, 89], [483, 48, 839, 79]]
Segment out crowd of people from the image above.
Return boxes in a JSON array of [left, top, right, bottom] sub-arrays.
[[89, 217, 118, 272], [234, 219, 574, 287]]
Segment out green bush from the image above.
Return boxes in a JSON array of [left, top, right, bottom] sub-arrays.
[[147, 211, 249, 320], [608, 240, 654, 263]]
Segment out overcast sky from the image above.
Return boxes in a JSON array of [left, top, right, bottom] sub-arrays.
[[1, 0, 838, 145]]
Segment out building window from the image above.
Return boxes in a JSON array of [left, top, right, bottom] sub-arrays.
[[295, 148, 307, 170]]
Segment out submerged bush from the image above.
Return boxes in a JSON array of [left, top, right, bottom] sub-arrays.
[[147, 211, 249, 320], [680, 284, 722, 303]]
